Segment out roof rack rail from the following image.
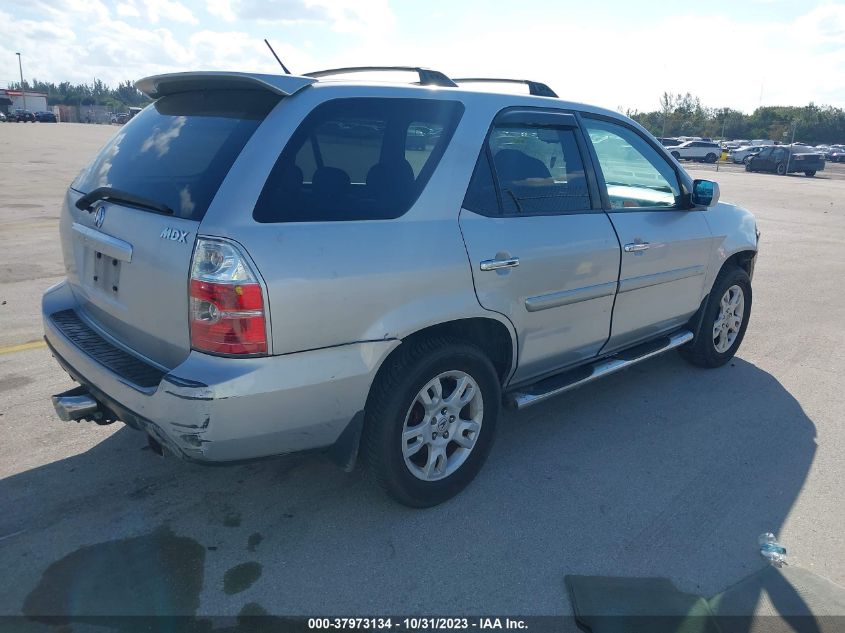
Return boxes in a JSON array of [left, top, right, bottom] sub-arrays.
[[452, 78, 558, 98], [304, 66, 458, 88]]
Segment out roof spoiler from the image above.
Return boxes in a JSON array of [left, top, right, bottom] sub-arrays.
[[135, 71, 316, 99]]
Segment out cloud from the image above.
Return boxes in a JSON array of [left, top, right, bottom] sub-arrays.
[[143, 0, 198, 24], [206, 0, 236, 21], [0, 0, 842, 113], [116, 1, 141, 17], [210, 0, 396, 33]]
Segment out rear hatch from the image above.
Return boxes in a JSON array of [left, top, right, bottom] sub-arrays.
[[61, 87, 282, 368]]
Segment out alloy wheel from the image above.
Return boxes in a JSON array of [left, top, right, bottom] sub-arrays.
[[401, 370, 484, 482], [713, 285, 745, 353]]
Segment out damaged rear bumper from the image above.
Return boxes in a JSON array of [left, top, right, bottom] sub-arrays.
[[43, 281, 398, 464]]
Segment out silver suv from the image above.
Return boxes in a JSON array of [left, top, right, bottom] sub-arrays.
[[43, 67, 759, 506]]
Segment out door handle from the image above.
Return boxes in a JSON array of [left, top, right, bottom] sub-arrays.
[[623, 242, 651, 253], [480, 257, 520, 271]]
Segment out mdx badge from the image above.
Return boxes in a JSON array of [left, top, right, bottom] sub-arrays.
[[94, 206, 106, 228], [160, 227, 189, 243]]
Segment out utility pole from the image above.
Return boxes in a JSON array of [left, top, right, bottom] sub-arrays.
[[785, 122, 796, 174], [15, 52, 26, 111]]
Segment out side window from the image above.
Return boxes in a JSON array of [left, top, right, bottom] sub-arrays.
[[583, 117, 681, 209], [772, 148, 787, 161], [253, 98, 463, 222], [757, 147, 773, 159], [405, 122, 444, 177], [463, 119, 591, 216], [463, 150, 500, 216]]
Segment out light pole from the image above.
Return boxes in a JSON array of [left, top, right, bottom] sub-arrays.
[[15, 52, 26, 112], [785, 122, 797, 175]]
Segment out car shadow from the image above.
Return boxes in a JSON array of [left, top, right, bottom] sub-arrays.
[[0, 353, 819, 622]]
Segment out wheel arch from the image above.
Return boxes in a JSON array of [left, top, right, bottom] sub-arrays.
[[687, 249, 756, 346], [374, 316, 517, 388]]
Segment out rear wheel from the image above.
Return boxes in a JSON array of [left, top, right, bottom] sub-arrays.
[[805, 170, 816, 177], [363, 337, 501, 507], [776, 162, 787, 175], [679, 265, 752, 368], [705, 153, 718, 163]]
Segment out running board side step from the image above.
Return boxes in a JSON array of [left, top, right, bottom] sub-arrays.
[[506, 330, 694, 409]]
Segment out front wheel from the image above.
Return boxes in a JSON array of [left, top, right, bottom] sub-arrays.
[[805, 171, 816, 177], [743, 155, 753, 165], [776, 162, 787, 175], [363, 337, 501, 507], [679, 265, 752, 368], [671, 151, 681, 160]]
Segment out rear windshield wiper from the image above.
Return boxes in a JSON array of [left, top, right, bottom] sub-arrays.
[[74, 187, 174, 216]]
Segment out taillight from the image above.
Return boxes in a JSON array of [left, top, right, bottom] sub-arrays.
[[189, 238, 267, 355]]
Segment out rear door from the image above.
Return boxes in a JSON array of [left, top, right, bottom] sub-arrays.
[[62, 89, 280, 368], [581, 115, 713, 352], [459, 109, 620, 384]]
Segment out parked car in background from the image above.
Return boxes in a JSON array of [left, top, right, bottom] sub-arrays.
[[658, 137, 682, 147], [43, 67, 758, 507], [746, 145, 825, 176], [825, 146, 845, 162], [729, 145, 767, 164], [405, 124, 430, 150], [35, 111, 57, 122], [0, 112, 6, 122], [10, 109, 35, 122], [668, 140, 721, 163], [723, 140, 747, 151]]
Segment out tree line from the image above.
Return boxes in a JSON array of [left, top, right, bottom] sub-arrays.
[[628, 92, 845, 144], [8, 80, 845, 143], [9, 79, 150, 111]]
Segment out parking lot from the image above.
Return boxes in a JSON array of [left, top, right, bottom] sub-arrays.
[[1, 123, 844, 619]]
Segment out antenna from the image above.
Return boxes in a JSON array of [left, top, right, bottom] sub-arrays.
[[264, 39, 291, 75]]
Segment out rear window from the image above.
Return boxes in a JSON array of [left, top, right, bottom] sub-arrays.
[[252, 98, 463, 223], [72, 90, 279, 220]]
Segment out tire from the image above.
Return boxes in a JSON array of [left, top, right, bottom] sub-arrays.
[[671, 151, 681, 160], [743, 156, 753, 165], [776, 162, 787, 175], [363, 336, 501, 507], [705, 153, 718, 163], [745, 162, 753, 172], [679, 265, 752, 368], [805, 171, 816, 177]]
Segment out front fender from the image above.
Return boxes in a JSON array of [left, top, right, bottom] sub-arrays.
[[702, 201, 759, 293]]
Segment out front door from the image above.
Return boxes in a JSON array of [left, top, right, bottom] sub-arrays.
[[581, 116, 713, 352], [752, 146, 774, 171], [459, 109, 620, 384]]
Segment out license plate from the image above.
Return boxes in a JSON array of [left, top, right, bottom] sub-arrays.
[[88, 249, 122, 294]]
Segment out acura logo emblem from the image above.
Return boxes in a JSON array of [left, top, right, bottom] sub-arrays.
[[94, 206, 106, 228]]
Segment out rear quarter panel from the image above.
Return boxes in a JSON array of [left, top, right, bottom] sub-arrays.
[[200, 85, 515, 355]]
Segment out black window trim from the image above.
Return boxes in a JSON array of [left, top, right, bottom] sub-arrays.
[[578, 112, 694, 213], [462, 105, 603, 218]]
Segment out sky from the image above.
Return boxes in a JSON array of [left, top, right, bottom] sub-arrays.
[[1, 0, 844, 113]]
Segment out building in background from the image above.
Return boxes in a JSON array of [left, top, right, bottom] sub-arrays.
[[0, 89, 48, 113]]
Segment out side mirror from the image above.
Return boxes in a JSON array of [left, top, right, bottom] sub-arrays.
[[691, 179, 720, 207]]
